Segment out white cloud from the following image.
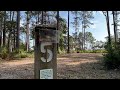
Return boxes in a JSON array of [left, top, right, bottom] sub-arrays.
[[91, 24, 96, 29], [93, 20, 99, 24], [90, 20, 99, 29], [98, 11, 103, 15]]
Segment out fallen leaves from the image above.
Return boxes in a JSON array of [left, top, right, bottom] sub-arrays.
[[0, 53, 120, 79]]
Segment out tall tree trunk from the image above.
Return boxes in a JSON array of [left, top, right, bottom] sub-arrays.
[[82, 21, 84, 50], [67, 11, 70, 53], [16, 11, 20, 51], [106, 11, 111, 47], [0, 18, 2, 47], [115, 11, 118, 40], [13, 12, 16, 50], [38, 11, 39, 23], [83, 26, 85, 50], [83, 12, 86, 51], [112, 11, 117, 47], [48, 13, 50, 24], [0, 13, 3, 47], [57, 11, 59, 52], [13, 27, 16, 49], [44, 11, 47, 24], [11, 12, 15, 52], [41, 11, 44, 24], [8, 11, 12, 53], [26, 11, 30, 52], [3, 11, 6, 47]]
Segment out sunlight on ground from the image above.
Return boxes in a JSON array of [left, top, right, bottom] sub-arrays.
[[65, 60, 98, 66], [0, 53, 120, 79], [1, 58, 34, 67]]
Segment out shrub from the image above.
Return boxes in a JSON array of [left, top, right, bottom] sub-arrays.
[[103, 42, 120, 70], [13, 52, 28, 58], [58, 47, 68, 54], [71, 50, 76, 53], [103, 49, 120, 69], [0, 47, 8, 59], [20, 53, 28, 58], [11, 49, 28, 59]]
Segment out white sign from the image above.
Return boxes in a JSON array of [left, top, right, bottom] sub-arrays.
[[40, 69, 53, 79]]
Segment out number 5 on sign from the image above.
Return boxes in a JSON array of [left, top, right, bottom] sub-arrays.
[[41, 42, 53, 62]]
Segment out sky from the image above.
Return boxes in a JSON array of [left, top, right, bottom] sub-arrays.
[[59, 11, 117, 42], [20, 11, 120, 48]]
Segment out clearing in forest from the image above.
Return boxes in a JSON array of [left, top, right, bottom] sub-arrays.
[[0, 53, 120, 79]]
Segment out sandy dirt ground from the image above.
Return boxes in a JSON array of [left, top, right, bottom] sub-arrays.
[[0, 53, 120, 79]]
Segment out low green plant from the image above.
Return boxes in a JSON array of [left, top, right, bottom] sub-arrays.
[[11, 49, 28, 59], [20, 52, 28, 58], [103, 42, 120, 70], [58, 47, 68, 55], [103, 49, 120, 69], [0, 47, 8, 59]]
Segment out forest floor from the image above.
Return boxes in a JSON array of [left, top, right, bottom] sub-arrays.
[[0, 53, 120, 79]]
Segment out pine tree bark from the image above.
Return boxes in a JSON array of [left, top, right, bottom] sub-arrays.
[[16, 11, 20, 51], [3, 11, 6, 47], [26, 11, 30, 52], [0, 18, 2, 47], [41, 11, 44, 24], [57, 11, 59, 52], [106, 11, 112, 47], [67, 11, 70, 53], [112, 11, 117, 46], [8, 11, 12, 53], [82, 21, 84, 50]]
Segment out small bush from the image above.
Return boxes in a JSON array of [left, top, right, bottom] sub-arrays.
[[58, 48, 67, 54], [13, 53, 28, 58], [0, 47, 8, 59], [20, 53, 28, 58], [11, 49, 28, 59], [71, 50, 76, 53], [27, 53, 34, 58], [103, 49, 120, 69], [103, 42, 120, 70]]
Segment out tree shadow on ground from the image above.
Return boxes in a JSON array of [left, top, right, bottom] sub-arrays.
[[58, 53, 103, 61], [57, 60, 120, 79], [57, 53, 120, 79], [0, 53, 119, 79], [0, 63, 34, 79]]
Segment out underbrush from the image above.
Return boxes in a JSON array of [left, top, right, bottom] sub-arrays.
[[103, 42, 120, 70], [103, 50, 120, 70], [11, 49, 34, 59], [0, 47, 8, 59], [0, 47, 34, 60]]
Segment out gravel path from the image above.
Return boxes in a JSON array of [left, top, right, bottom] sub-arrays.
[[0, 53, 120, 79]]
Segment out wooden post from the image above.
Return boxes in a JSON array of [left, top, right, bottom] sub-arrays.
[[34, 25, 57, 79]]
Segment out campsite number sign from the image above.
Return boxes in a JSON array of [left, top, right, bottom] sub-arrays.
[[34, 25, 58, 79]]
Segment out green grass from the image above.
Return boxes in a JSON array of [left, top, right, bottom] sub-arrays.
[[0, 47, 34, 60]]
